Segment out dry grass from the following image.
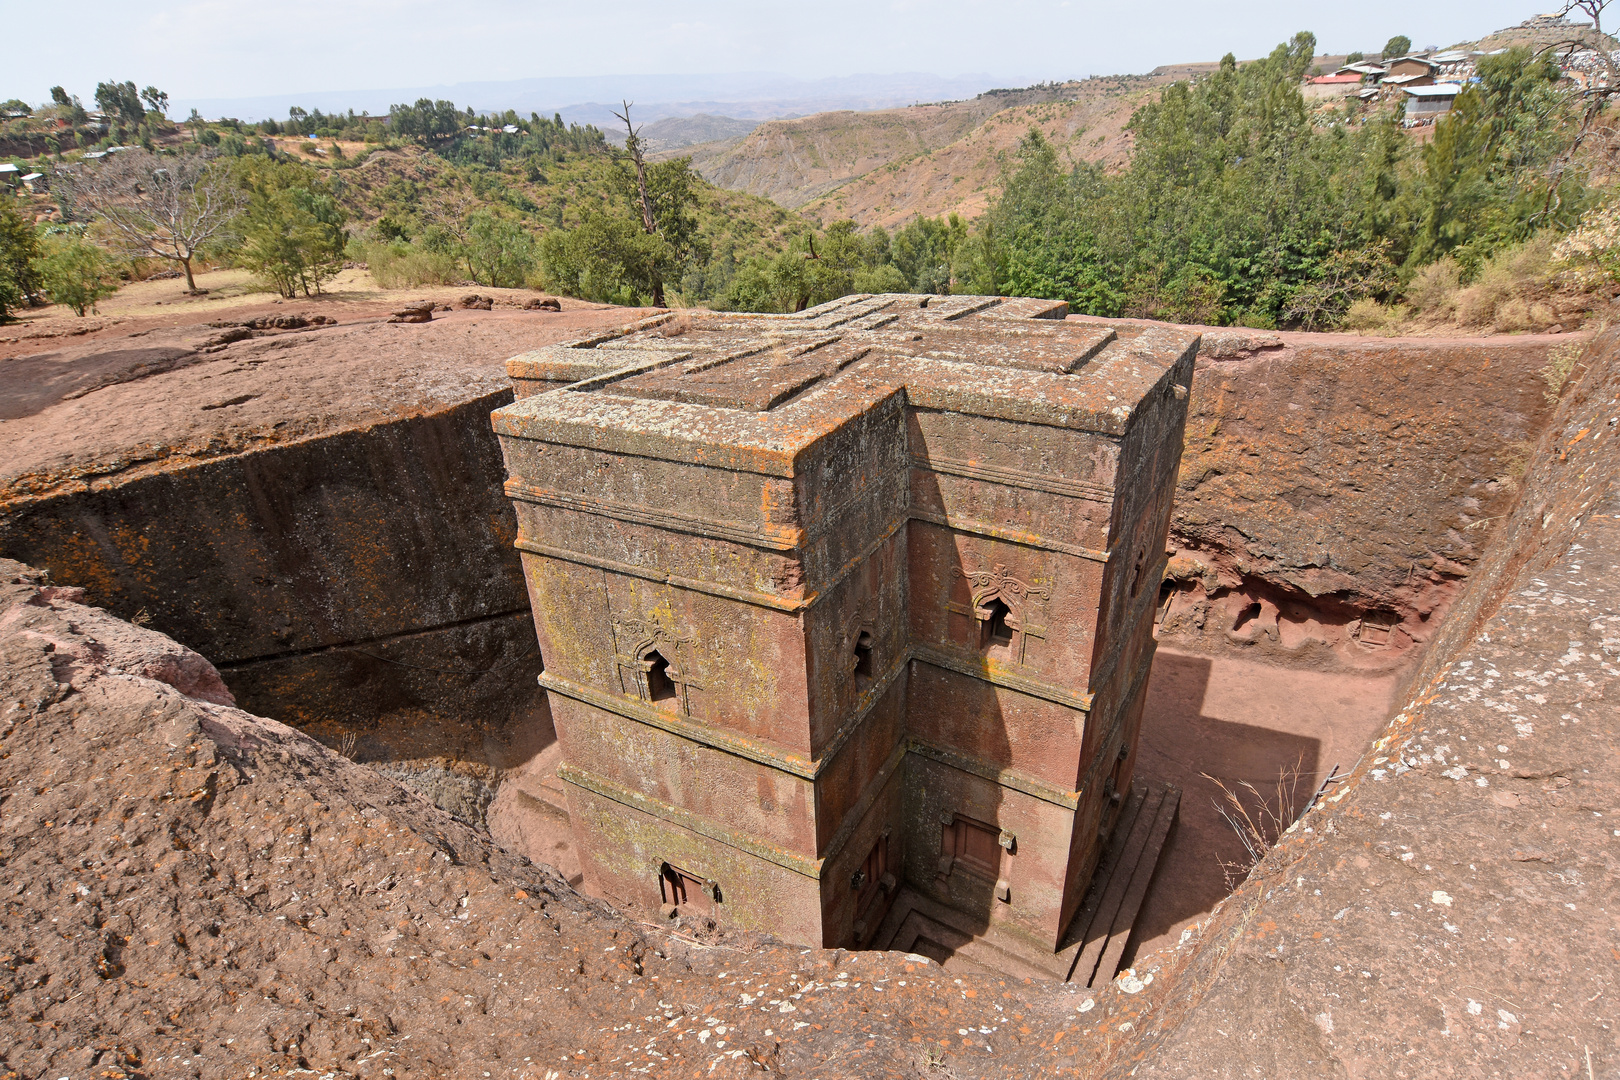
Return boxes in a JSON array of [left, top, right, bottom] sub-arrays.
[[1341, 234, 1600, 337], [1201, 757, 1309, 890], [361, 241, 461, 289]]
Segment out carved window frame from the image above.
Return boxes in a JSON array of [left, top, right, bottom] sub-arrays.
[[613, 617, 701, 715], [952, 558, 1052, 665]]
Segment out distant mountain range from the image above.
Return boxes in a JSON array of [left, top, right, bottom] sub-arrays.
[[634, 114, 761, 152], [174, 72, 1009, 127]]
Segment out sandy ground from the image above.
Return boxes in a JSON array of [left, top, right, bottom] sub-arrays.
[[1126, 647, 1400, 963]]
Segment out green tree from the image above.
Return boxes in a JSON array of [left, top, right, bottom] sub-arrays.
[[537, 142, 708, 306], [892, 213, 967, 293], [229, 158, 349, 297], [721, 221, 896, 312], [1382, 35, 1411, 59], [39, 232, 117, 316], [140, 86, 169, 118], [0, 203, 44, 320], [94, 80, 144, 127], [1404, 48, 1584, 270], [610, 104, 710, 306], [538, 211, 669, 305], [388, 99, 467, 144], [959, 32, 1440, 326], [51, 86, 87, 127], [462, 210, 535, 287], [959, 130, 1118, 312]]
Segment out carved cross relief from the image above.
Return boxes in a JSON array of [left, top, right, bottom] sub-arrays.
[[612, 616, 701, 715], [950, 554, 1052, 665]]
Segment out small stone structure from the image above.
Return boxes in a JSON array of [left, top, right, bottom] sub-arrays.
[[492, 294, 1196, 962]]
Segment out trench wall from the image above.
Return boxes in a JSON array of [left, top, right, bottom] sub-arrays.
[[0, 325, 1571, 836], [0, 389, 543, 822], [1085, 315, 1620, 1080], [1143, 329, 1568, 672]]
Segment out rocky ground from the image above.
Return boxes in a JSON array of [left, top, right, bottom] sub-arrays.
[[0, 270, 652, 503], [2, 285, 1614, 1077], [0, 558, 1134, 1080], [1103, 322, 1620, 1078]]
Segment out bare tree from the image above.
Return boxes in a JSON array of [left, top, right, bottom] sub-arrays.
[[1565, 0, 1609, 34], [60, 149, 243, 292], [1519, 1, 1620, 211], [612, 100, 665, 307]]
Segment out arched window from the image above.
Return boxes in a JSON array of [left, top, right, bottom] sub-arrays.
[[853, 629, 874, 681], [980, 597, 1014, 650], [645, 650, 677, 703]]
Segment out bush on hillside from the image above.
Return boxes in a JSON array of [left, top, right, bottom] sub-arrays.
[[39, 232, 117, 316], [361, 240, 459, 289]]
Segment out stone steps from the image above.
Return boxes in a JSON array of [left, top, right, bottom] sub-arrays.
[[871, 779, 1180, 985], [1060, 780, 1181, 987]]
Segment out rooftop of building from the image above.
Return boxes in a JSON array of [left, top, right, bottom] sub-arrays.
[[496, 295, 1199, 475]]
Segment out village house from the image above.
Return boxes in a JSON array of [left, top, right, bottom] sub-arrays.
[[1304, 72, 1365, 99], [1385, 55, 1441, 80], [1335, 61, 1389, 82], [1404, 83, 1463, 124]]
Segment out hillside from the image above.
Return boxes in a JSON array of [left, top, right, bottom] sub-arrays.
[[635, 112, 759, 152], [670, 78, 1164, 228], [799, 82, 1162, 229]]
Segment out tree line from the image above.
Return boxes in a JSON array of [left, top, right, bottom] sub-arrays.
[[3, 37, 1604, 325], [949, 35, 1592, 328]]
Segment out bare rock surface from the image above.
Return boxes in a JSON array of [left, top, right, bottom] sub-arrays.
[[1070, 316, 1570, 670], [1100, 326, 1620, 1078], [0, 560, 1121, 1079], [0, 301, 653, 506]]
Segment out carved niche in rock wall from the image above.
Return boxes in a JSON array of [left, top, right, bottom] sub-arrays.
[[612, 616, 700, 715], [842, 608, 878, 688], [951, 554, 1052, 665], [841, 538, 898, 690]]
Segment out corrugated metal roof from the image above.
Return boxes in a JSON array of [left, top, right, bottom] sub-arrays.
[[1404, 83, 1464, 98]]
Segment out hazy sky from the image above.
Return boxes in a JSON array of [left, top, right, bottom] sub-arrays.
[[8, 0, 1555, 104]]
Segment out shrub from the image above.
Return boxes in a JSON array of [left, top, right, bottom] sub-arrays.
[[852, 263, 908, 294], [39, 233, 116, 315], [1342, 298, 1409, 336], [1, 207, 42, 320], [1403, 257, 1461, 319], [462, 210, 536, 288], [1454, 236, 1555, 330], [362, 240, 459, 289]]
